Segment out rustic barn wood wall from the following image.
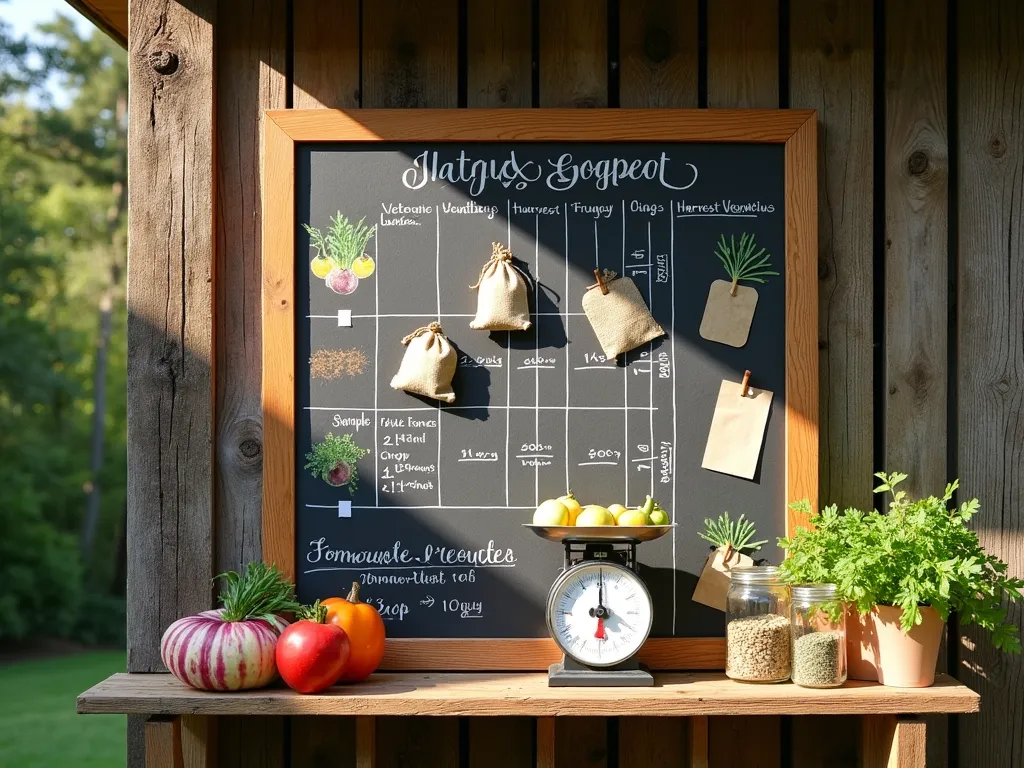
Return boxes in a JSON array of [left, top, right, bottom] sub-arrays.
[[125, 0, 1022, 765]]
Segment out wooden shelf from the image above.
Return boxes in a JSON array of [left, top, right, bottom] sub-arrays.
[[79, 672, 978, 718]]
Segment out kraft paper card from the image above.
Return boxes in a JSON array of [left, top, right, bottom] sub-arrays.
[[699, 279, 759, 348], [692, 546, 755, 612], [701, 378, 773, 479]]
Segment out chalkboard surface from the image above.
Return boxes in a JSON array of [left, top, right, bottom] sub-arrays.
[[293, 141, 786, 639]]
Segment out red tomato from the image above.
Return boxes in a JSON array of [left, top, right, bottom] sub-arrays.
[[275, 619, 350, 694]]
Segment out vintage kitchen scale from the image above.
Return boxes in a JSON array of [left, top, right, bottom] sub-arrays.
[[524, 524, 675, 687]]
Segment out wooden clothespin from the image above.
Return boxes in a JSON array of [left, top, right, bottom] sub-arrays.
[[739, 370, 752, 397], [593, 268, 609, 295]]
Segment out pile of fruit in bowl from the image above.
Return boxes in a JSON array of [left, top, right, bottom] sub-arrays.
[[531, 491, 670, 527]]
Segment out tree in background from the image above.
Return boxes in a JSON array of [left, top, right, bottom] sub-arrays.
[[0, 8, 127, 644]]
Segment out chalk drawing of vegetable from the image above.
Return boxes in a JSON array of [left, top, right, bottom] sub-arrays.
[[305, 433, 370, 492], [303, 213, 376, 295], [698, 233, 779, 348]]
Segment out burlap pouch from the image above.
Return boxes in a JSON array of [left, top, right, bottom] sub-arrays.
[[390, 322, 457, 403], [581, 270, 665, 358], [469, 242, 532, 331]]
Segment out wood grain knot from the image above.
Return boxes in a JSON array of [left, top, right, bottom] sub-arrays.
[[644, 27, 671, 64], [148, 51, 179, 75], [907, 150, 929, 176], [498, 86, 509, 103], [988, 137, 1006, 158], [239, 438, 262, 461]]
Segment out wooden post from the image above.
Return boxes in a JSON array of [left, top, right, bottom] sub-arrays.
[[862, 716, 926, 768], [145, 716, 183, 768], [355, 716, 376, 768], [688, 716, 709, 768], [536, 717, 555, 768]]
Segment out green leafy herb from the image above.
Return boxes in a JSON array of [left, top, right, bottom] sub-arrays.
[[715, 233, 778, 291], [302, 213, 376, 271], [216, 562, 301, 623], [304, 432, 369, 493], [779, 472, 1024, 652], [698, 512, 767, 553]]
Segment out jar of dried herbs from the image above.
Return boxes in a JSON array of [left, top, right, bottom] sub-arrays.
[[725, 566, 791, 683], [790, 584, 847, 688]]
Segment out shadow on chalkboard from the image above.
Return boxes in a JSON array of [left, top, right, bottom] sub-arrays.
[[638, 563, 727, 638]]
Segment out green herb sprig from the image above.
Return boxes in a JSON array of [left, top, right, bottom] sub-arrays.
[[698, 512, 767, 553], [303, 213, 376, 271], [216, 562, 301, 623], [715, 233, 778, 293], [779, 472, 1024, 652]]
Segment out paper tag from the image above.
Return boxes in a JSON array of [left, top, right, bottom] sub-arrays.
[[699, 280, 759, 348], [337, 500, 352, 518], [337, 309, 353, 327], [692, 546, 755, 612], [702, 378, 773, 479]]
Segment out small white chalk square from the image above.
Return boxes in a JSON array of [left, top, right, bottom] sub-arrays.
[[337, 309, 352, 327], [338, 500, 352, 518]]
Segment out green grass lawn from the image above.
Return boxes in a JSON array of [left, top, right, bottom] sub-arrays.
[[0, 651, 125, 768]]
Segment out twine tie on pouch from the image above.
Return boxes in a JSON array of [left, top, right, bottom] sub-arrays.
[[390, 322, 458, 403], [469, 242, 532, 332]]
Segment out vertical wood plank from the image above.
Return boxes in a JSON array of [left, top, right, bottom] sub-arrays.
[[216, 5, 288, 762], [539, 0, 608, 107], [215, 0, 287, 572], [957, 2, 1024, 768], [293, 0, 361, 109], [690, 717, 709, 768], [468, 718, 533, 767], [619, 718, 688, 767], [537, 717, 555, 768], [356, 716, 376, 768], [216, 716, 285, 768], [376, 718, 459, 768], [180, 715, 216, 768], [884, 7, 949, 764], [619, 0, 699, 108], [790, 0, 875, 512], [884, 0, 948, 495], [291, 716, 355, 768], [789, 3, 872, 762], [145, 717, 182, 768], [707, 0, 779, 108], [127, 0, 216, 674], [555, 719, 607, 768], [709, 716, 780, 768], [467, 0, 533, 107], [862, 717, 926, 768], [362, 0, 459, 108]]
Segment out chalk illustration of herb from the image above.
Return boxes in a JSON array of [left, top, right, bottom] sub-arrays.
[[699, 232, 777, 348], [305, 433, 369, 492], [303, 212, 376, 295], [715, 233, 778, 296]]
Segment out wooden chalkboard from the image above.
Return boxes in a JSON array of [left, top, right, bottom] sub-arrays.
[[263, 110, 818, 670]]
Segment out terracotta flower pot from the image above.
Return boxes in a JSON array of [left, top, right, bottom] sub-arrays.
[[845, 604, 944, 687]]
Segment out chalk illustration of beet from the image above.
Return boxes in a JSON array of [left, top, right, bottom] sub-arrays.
[[302, 212, 376, 297], [304, 433, 370, 493], [699, 233, 778, 348]]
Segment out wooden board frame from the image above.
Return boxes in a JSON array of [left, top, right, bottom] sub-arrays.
[[262, 109, 818, 671]]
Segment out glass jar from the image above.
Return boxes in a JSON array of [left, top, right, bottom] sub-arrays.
[[725, 566, 791, 683], [790, 584, 847, 688]]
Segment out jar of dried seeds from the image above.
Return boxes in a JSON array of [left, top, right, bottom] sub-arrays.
[[725, 566, 791, 683], [790, 584, 847, 688]]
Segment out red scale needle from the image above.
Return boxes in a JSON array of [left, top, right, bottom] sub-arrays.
[[594, 617, 606, 639]]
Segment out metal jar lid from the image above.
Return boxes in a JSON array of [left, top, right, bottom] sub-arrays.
[[790, 583, 838, 601], [729, 565, 782, 585]]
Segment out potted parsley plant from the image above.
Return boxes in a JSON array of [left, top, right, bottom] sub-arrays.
[[779, 472, 1023, 687]]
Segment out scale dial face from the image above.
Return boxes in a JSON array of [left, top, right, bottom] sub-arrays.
[[546, 561, 653, 668]]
